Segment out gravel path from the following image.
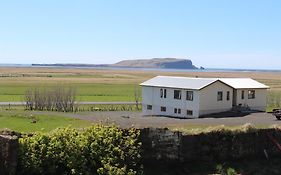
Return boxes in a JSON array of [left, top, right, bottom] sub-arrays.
[[31, 111, 281, 128]]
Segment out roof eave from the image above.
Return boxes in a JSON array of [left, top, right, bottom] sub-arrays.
[[139, 84, 200, 90]]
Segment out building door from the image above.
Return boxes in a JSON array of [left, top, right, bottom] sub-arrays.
[[232, 89, 237, 106]]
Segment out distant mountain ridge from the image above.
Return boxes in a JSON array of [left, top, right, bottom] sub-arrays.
[[32, 58, 198, 69], [114, 58, 197, 69]]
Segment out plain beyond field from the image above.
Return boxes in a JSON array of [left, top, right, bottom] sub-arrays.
[[0, 67, 281, 108]]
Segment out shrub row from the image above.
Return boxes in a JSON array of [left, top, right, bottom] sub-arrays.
[[74, 104, 141, 112], [18, 125, 142, 175]]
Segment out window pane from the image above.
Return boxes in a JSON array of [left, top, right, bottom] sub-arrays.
[[178, 108, 181, 114], [174, 108, 177, 113], [174, 90, 181, 99], [227, 91, 230, 101], [147, 105, 152, 110], [217, 91, 223, 101], [186, 91, 193, 101], [242, 90, 245, 99], [248, 90, 255, 99], [164, 89, 167, 98], [160, 89, 163, 98], [161, 106, 166, 112], [187, 110, 193, 115]]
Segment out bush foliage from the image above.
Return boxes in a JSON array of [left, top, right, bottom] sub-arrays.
[[18, 125, 142, 175]]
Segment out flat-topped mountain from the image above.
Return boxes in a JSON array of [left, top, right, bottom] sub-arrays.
[[32, 58, 198, 69], [113, 58, 197, 69]]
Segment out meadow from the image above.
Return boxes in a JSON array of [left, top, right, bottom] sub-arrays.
[[1, 67, 281, 108], [0, 110, 91, 132], [0, 65, 281, 134]]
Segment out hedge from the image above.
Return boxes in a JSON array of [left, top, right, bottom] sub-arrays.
[[18, 125, 142, 175]]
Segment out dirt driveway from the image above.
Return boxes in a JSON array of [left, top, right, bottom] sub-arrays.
[[45, 111, 281, 129]]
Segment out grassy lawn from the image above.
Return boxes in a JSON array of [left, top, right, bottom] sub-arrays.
[[0, 111, 91, 133]]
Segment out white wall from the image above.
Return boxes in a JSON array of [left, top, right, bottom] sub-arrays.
[[199, 81, 233, 116], [236, 89, 267, 111], [141, 86, 200, 118], [142, 82, 268, 119]]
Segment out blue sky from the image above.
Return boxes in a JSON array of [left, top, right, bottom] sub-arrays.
[[0, 0, 280, 69]]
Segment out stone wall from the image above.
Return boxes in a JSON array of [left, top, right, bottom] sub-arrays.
[[1, 128, 281, 174], [140, 128, 281, 163], [0, 134, 19, 175]]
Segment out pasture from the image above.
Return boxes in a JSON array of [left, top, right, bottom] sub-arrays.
[[0, 110, 91, 132], [1, 67, 281, 108]]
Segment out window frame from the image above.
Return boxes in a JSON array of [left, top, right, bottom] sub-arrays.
[[186, 91, 194, 101], [248, 90, 256, 99], [147, 105, 152, 110], [160, 88, 167, 98], [160, 106, 166, 112], [187, 110, 193, 116], [174, 90, 182, 100], [217, 91, 223, 101], [226, 91, 230, 101], [178, 108, 181, 114]]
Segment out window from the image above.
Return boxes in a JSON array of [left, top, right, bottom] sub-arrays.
[[187, 110, 193, 115], [217, 91, 223, 101], [174, 108, 181, 114], [147, 105, 152, 110], [248, 90, 255, 99], [174, 90, 181, 100], [186, 91, 193, 101], [226, 91, 230, 101], [160, 88, 167, 98], [160, 106, 166, 112], [241, 90, 245, 99]]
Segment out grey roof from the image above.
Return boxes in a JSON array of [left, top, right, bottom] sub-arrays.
[[140, 76, 269, 90], [140, 76, 218, 90], [219, 78, 269, 89]]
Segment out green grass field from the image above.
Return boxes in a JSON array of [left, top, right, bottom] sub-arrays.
[[0, 83, 141, 102], [1, 67, 281, 107], [1, 67, 281, 109], [0, 111, 91, 133]]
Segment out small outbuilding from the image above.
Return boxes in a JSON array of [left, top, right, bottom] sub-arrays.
[[140, 76, 269, 118]]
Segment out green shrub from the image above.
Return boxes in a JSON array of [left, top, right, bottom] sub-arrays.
[[18, 125, 142, 175], [216, 164, 238, 175]]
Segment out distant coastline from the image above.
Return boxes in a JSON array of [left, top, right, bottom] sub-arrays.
[[31, 58, 198, 70], [0, 63, 281, 73]]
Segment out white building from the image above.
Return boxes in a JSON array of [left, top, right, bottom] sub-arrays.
[[140, 76, 269, 118]]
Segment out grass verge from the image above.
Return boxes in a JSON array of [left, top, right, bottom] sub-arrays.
[[0, 111, 91, 133]]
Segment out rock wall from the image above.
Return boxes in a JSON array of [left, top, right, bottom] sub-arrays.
[[140, 128, 281, 163], [1, 128, 281, 174], [0, 134, 18, 175]]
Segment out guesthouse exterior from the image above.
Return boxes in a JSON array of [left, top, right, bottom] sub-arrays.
[[140, 76, 269, 118]]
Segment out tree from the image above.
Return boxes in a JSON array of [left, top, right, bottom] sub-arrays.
[[134, 85, 141, 110], [25, 85, 76, 112]]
